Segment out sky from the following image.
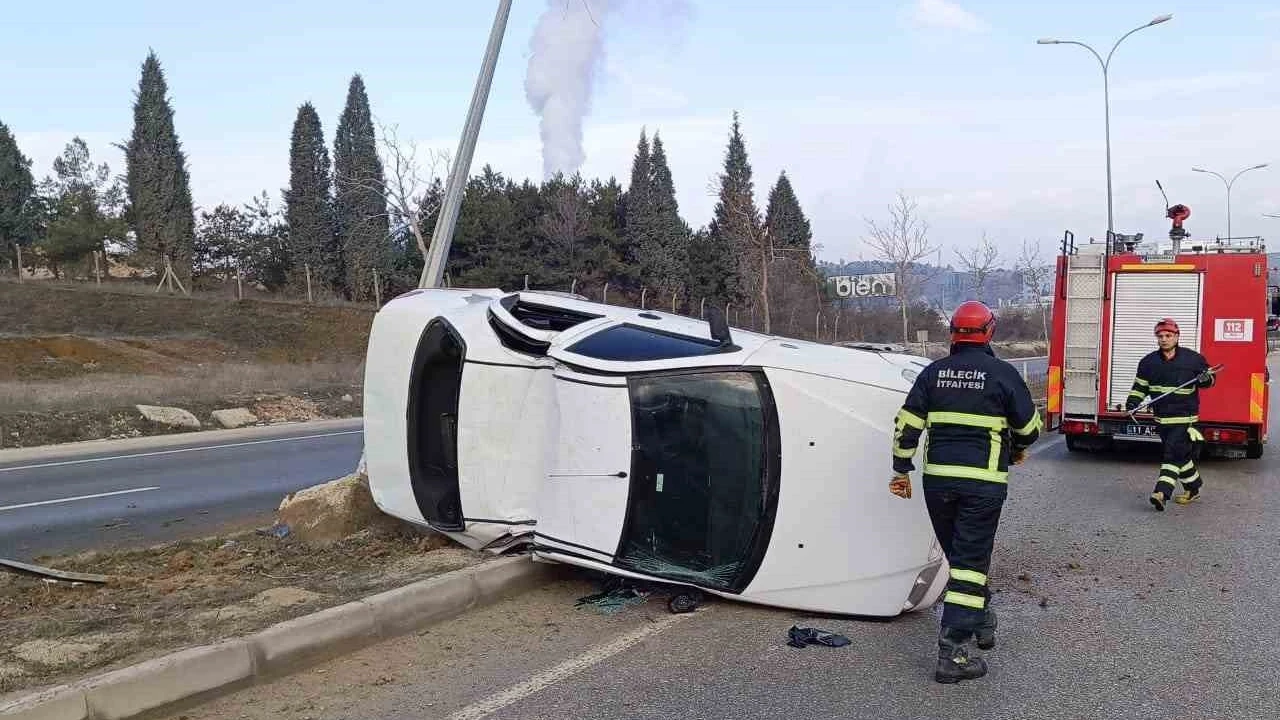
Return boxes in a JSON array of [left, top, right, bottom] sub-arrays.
[[4, 0, 1279, 268]]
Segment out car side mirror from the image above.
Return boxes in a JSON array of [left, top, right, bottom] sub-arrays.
[[707, 307, 733, 347]]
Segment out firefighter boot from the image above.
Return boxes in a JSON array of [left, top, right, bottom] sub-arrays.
[[975, 608, 997, 650], [1149, 489, 1168, 512], [935, 627, 987, 684], [1175, 479, 1202, 505]]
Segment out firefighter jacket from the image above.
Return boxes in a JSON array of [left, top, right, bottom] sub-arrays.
[[892, 344, 1041, 493], [1124, 346, 1215, 423]]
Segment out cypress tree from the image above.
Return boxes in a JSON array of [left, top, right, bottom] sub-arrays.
[[621, 129, 652, 288], [124, 51, 196, 283], [0, 121, 37, 253], [285, 102, 338, 292], [706, 111, 760, 305], [641, 133, 690, 299], [764, 171, 812, 251], [334, 74, 389, 301]]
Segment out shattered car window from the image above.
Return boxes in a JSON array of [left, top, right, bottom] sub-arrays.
[[565, 324, 723, 362], [618, 371, 774, 591]]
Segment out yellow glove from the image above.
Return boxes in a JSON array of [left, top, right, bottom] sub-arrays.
[[889, 474, 912, 499]]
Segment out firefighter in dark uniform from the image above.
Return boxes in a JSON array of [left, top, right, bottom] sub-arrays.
[[1124, 318, 1217, 511], [888, 300, 1041, 683]]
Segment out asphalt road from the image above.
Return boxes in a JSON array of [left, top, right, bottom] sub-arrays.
[[166, 375, 1278, 720], [0, 420, 363, 560]]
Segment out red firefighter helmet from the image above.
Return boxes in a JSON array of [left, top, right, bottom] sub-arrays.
[[1154, 318, 1180, 336], [950, 300, 996, 345]]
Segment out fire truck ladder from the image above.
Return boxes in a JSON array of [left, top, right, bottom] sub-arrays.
[[1062, 252, 1105, 422]]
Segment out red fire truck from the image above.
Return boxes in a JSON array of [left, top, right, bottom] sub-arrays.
[[1045, 205, 1270, 459]]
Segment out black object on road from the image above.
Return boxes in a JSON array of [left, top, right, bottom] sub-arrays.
[[786, 625, 851, 648]]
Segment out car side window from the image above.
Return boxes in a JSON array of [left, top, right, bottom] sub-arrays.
[[564, 324, 722, 362]]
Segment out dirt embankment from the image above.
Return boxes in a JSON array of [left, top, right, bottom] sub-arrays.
[[0, 474, 480, 701], [0, 282, 377, 447]]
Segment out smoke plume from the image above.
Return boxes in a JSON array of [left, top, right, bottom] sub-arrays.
[[524, 0, 615, 179], [524, 0, 696, 178]]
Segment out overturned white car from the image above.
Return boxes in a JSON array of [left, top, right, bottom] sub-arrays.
[[362, 288, 947, 617]]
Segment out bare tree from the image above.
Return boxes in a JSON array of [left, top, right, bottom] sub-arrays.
[[954, 231, 1001, 303], [336, 120, 451, 287], [538, 177, 589, 278], [1016, 238, 1053, 343], [862, 192, 939, 346]]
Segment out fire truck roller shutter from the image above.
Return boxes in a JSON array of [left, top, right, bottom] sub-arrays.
[[1108, 272, 1204, 409]]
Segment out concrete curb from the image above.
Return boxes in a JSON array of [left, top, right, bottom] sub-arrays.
[[0, 554, 558, 720], [0, 418, 363, 466]]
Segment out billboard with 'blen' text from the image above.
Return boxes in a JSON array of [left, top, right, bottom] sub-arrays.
[[828, 273, 896, 299]]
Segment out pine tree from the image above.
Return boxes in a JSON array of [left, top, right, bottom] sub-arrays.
[[285, 102, 339, 293], [0, 121, 37, 254], [333, 74, 389, 301], [124, 51, 196, 283], [706, 111, 761, 306], [641, 133, 690, 300]]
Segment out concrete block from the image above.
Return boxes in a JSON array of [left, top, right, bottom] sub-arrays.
[[82, 641, 253, 720], [0, 689, 88, 720], [365, 571, 480, 638], [250, 600, 378, 675], [211, 407, 259, 429], [135, 404, 201, 430]]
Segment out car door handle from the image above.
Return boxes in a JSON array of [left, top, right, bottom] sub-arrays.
[[546, 471, 628, 478]]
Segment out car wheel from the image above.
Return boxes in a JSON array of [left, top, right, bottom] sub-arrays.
[[668, 590, 702, 614]]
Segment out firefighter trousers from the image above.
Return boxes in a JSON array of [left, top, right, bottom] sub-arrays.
[[1153, 424, 1204, 499], [924, 483, 1005, 635]]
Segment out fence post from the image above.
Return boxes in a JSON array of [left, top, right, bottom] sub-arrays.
[[305, 263, 314, 303], [602, 282, 609, 304], [641, 287, 647, 309], [700, 297, 705, 319], [93, 251, 102, 285], [570, 278, 577, 296], [524, 274, 529, 290], [236, 271, 244, 301], [14, 244, 22, 284], [373, 268, 382, 306], [672, 291, 678, 313]]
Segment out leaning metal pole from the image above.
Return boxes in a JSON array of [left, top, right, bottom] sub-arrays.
[[419, 0, 513, 288]]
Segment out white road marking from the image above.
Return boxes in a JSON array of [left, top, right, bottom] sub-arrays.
[[448, 612, 692, 720], [0, 430, 362, 474], [0, 486, 161, 512]]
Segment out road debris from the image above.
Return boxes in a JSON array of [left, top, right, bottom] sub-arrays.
[[786, 626, 851, 649], [0, 557, 109, 584]]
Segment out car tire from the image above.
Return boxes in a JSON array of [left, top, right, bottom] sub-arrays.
[[668, 590, 702, 614]]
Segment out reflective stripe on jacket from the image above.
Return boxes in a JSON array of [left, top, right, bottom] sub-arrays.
[[892, 344, 1040, 488], [1127, 346, 1213, 422]]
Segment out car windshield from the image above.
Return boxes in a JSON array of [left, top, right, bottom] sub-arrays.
[[616, 371, 779, 592], [565, 324, 723, 362]]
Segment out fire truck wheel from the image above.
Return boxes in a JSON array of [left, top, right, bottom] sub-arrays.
[[1065, 435, 1084, 452], [1246, 441, 1264, 459]]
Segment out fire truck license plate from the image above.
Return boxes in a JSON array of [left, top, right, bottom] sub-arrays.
[[1120, 424, 1156, 438]]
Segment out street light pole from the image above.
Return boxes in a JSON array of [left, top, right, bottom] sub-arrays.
[[1038, 14, 1172, 239], [420, 0, 513, 288], [1191, 164, 1269, 241]]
